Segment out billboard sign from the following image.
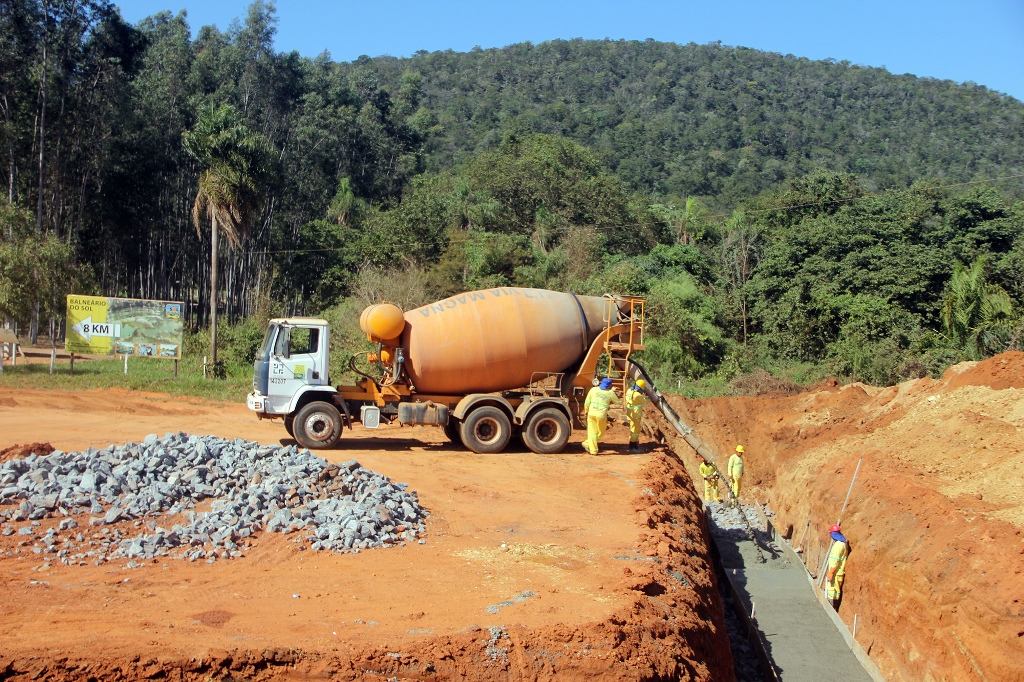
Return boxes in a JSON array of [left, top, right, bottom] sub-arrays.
[[66, 296, 184, 359]]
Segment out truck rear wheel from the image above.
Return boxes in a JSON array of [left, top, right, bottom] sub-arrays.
[[522, 407, 571, 454], [460, 406, 511, 454], [293, 401, 342, 449]]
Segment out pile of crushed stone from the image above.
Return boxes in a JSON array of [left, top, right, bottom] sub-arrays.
[[0, 433, 427, 566]]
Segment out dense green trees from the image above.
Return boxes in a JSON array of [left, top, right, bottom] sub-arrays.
[[1, 0, 1022, 386], [356, 40, 1024, 205], [742, 174, 1021, 382], [0, 203, 92, 341]]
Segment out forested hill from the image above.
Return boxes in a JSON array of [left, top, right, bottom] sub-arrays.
[[350, 39, 1024, 204]]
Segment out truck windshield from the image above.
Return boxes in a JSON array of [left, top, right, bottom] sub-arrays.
[[258, 324, 278, 360]]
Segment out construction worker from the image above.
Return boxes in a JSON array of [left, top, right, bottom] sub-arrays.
[[582, 377, 618, 455], [624, 378, 648, 452], [727, 445, 744, 507], [699, 455, 720, 503], [825, 523, 850, 611]]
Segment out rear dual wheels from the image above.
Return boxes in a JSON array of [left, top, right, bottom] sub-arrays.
[[460, 407, 511, 454], [522, 407, 571, 454], [456, 405, 571, 455], [293, 401, 343, 449]]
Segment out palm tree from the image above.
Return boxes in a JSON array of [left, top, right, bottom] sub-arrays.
[[327, 177, 362, 226], [942, 256, 1015, 360], [183, 104, 275, 366]]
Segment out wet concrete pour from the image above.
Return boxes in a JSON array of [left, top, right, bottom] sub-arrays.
[[707, 503, 875, 681]]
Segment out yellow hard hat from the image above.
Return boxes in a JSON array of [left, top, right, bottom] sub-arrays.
[[735, 445, 744, 453], [635, 379, 646, 388]]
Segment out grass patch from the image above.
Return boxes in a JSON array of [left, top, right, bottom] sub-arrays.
[[0, 354, 251, 402], [666, 360, 834, 399]]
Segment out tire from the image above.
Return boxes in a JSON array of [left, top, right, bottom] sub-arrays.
[[460, 406, 511, 454], [443, 419, 462, 446], [293, 401, 343, 449], [522, 407, 571, 454], [284, 415, 295, 437]]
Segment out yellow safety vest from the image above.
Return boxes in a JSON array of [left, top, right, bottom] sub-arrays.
[[728, 453, 744, 478], [584, 387, 618, 418], [828, 539, 849, 571], [624, 387, 647, 413]]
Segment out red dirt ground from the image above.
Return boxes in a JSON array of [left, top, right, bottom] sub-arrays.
[[653, 352, 1024, 682], [0, 387, 733, 681]]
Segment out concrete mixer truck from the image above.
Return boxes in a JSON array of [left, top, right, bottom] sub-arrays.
[[246, 287, 645, 454]]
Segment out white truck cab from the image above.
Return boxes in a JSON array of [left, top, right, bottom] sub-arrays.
[[247, 317, 334, 417]]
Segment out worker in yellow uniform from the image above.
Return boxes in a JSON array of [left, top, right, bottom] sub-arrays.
[[582, 378, 618, 455], [727, 445, 744, 507], [699, 455, 720, 503], [624, 378, 648, 453], [825, 523, 849, 611]]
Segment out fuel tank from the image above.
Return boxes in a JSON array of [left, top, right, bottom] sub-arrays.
[[398, 287, 614, 395]]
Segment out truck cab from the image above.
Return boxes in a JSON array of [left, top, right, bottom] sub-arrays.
[[248, 317, 333, 418]]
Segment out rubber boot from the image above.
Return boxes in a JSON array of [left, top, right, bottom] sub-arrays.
[[628, 442, 640, 453]]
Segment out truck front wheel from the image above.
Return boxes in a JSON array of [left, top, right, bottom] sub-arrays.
[[522, 407, 571, 454], [293, 401, 343, 449], [460, 406, 511, 454]]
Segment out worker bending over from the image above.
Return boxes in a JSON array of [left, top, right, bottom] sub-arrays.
[[826, 523, 850, 611], [699, 455, 720, 503], [582, 378, 619, 455], [727, 445, 744, 507], [624, 379, 649, 453]]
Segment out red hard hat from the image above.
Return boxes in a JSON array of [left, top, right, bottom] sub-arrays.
[[829, 524, 842, 533]]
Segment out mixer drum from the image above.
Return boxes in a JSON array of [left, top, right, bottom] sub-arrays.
[[400, 287, 611, 395]]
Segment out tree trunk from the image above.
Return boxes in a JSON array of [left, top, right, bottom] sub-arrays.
[[30, 298, 39, 345], [36, 38, 47, 232], [741, 297, 748, 346], [210, 214, 218, 365]]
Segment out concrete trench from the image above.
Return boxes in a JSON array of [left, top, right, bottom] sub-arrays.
[[654, 424, 884, 682]]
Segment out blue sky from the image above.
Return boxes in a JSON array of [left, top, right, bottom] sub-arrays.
[[114, 0, 1024, 102]]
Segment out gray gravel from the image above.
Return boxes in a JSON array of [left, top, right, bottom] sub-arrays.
[[706, 502, 788, 566], [0, 433, 428, 566]]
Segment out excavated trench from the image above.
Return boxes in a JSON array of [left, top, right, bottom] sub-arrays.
[[648, 352, 1024, 682], [651, 429, 878, 682]]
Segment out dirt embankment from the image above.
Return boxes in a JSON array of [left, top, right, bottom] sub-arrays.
[[0, 388, 733, 681], [653, 352, 1024, 682]]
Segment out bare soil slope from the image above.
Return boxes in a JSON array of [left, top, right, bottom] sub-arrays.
[[0, 387, 732, 681], [653, 352, 1024, 682]]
